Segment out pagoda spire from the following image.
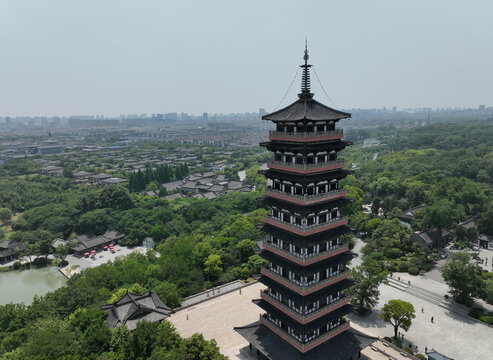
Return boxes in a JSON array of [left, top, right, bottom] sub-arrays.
[[298, 40, 314, 100]]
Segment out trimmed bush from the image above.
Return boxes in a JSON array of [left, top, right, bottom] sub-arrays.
[[403, 346, 414, 354], [416, 354, 427, 360], [408, 266, 419, 276], [398, 262, 408, 272], [468, 307, 483, 319], [479, 315, 493, 325], [12, 261, 22, 270]]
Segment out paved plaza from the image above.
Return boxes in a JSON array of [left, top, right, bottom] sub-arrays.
[[59, 245, 147, 277], [169, 282, 266, 360], [168, 239, 493, 359]]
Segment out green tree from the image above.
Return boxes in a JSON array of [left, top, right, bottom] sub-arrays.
[[379, 299, 416, 340], [181, 333, 227, 360], [441, 252, 485, 305], [235, 238, 255, 262], [347, 259, 386, 313], [98, 186, 133, 210], [0, 207, 13, 226], [204, 254, 222, 280], [76, 209, 111, 234], [23, 318, 75, 359], [153, 282, 183, 308], [81, 322, 112, 355], [150, 223, 166, 243]]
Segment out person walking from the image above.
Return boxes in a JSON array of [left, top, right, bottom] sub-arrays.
[[421, 307, 424, 313], [431, 316, 434, 323]]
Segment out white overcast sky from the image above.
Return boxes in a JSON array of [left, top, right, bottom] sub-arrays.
[[0, 0, 492, 117]]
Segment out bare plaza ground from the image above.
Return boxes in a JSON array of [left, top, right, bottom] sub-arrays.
[[169, 240, 493, 360], [59, 245, 147, 278]]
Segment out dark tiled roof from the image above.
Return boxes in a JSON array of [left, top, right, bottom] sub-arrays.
[[260, 169, 352, 184], [235, 322, 376, 360], [100, 291, 173, 331], [263, 99, 351, 122]]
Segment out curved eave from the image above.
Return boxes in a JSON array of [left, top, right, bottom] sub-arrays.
[[261, 140, 352, 153], [260, 196, 351, 215], [259, 168, 353, 183], [260, 276, 356, 302], [262, 98, 351, 122], [262, 250, 354, 273], [262, 224, 351, 245]]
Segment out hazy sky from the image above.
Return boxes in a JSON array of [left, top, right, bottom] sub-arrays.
[[1, 0, 492, 117]]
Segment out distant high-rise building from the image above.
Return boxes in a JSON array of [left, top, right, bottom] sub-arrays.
[[479, 105, 485, 111], [203, 112, 208, 121], [259, 108, 266, 117], [165, 113, 178, 121]]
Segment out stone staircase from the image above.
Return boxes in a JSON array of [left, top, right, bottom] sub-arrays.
[[386, 277, 470, 318]]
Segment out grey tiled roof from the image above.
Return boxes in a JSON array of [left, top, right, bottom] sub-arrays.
[[235, 322, 376, 360], [262, 99, 351, 122], [101, 291, 173, 331]]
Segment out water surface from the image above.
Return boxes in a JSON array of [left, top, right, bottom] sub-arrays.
[[0, 267, 67, 305]]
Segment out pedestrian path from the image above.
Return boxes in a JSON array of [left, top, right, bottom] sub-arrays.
[[387, 276, 470, 318]]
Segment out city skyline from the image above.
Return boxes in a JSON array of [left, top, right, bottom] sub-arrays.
[[1, 1, 492, 116]]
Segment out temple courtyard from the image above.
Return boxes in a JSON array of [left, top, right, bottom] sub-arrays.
[[169, 274, 493, 360]]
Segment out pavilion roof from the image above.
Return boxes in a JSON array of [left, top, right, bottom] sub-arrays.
[[263, 98, 351, 122], [235, 322, 376, 360]]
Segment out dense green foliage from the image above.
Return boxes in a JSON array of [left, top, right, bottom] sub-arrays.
[[128, 163, 189, 192], [347, 258, 387, 313], [441, 252, 485, 305], [379, 299, 416, 340]]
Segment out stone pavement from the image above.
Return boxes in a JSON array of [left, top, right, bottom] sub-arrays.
[[59, 245, 147, 278], [349, 277, 493, 360], [169, 281, 266, 360]]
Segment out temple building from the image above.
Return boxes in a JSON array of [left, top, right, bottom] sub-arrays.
[[235, 45, 376, 359]]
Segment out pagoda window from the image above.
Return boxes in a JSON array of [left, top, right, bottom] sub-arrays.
[[329, 150, 337, 161], [316, 123, 324, 132], [306, 123, 314, 132], [306, 184, 314, 196], [328, 121, 335, 131], [295, 184, 303, 195], [275, 152, 282, 161], [286, 124, 294, 132]]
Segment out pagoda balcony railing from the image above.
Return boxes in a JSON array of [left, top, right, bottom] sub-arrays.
[[260, 291, 350, 324], [262, 215, 348, 236], [260, 267, 351, 296], [261, 241, 349, 266], [267, 159, 345, 174], [259, 314, 350, 353], [269, 130, 343, 142], [264, 187, 346, 205]]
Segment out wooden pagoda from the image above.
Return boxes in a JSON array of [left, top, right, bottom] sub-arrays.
[[236, 45, 376, 360]]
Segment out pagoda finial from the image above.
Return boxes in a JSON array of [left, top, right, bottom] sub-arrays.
[[299, 40, 313, 100]]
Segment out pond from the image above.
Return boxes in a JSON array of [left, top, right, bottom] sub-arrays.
[[0, 267, 67, 305]]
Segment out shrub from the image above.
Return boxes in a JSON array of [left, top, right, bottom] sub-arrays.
[[479, 315, 493, 325], [403, 346, 414, 354], [32, 257, 49, 268], [416, 354, 427, 360], [408, 266, 419, 276], [468, 307, 483, 319], [398, 262, 408, 272], [12, 261, 22, 270]]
